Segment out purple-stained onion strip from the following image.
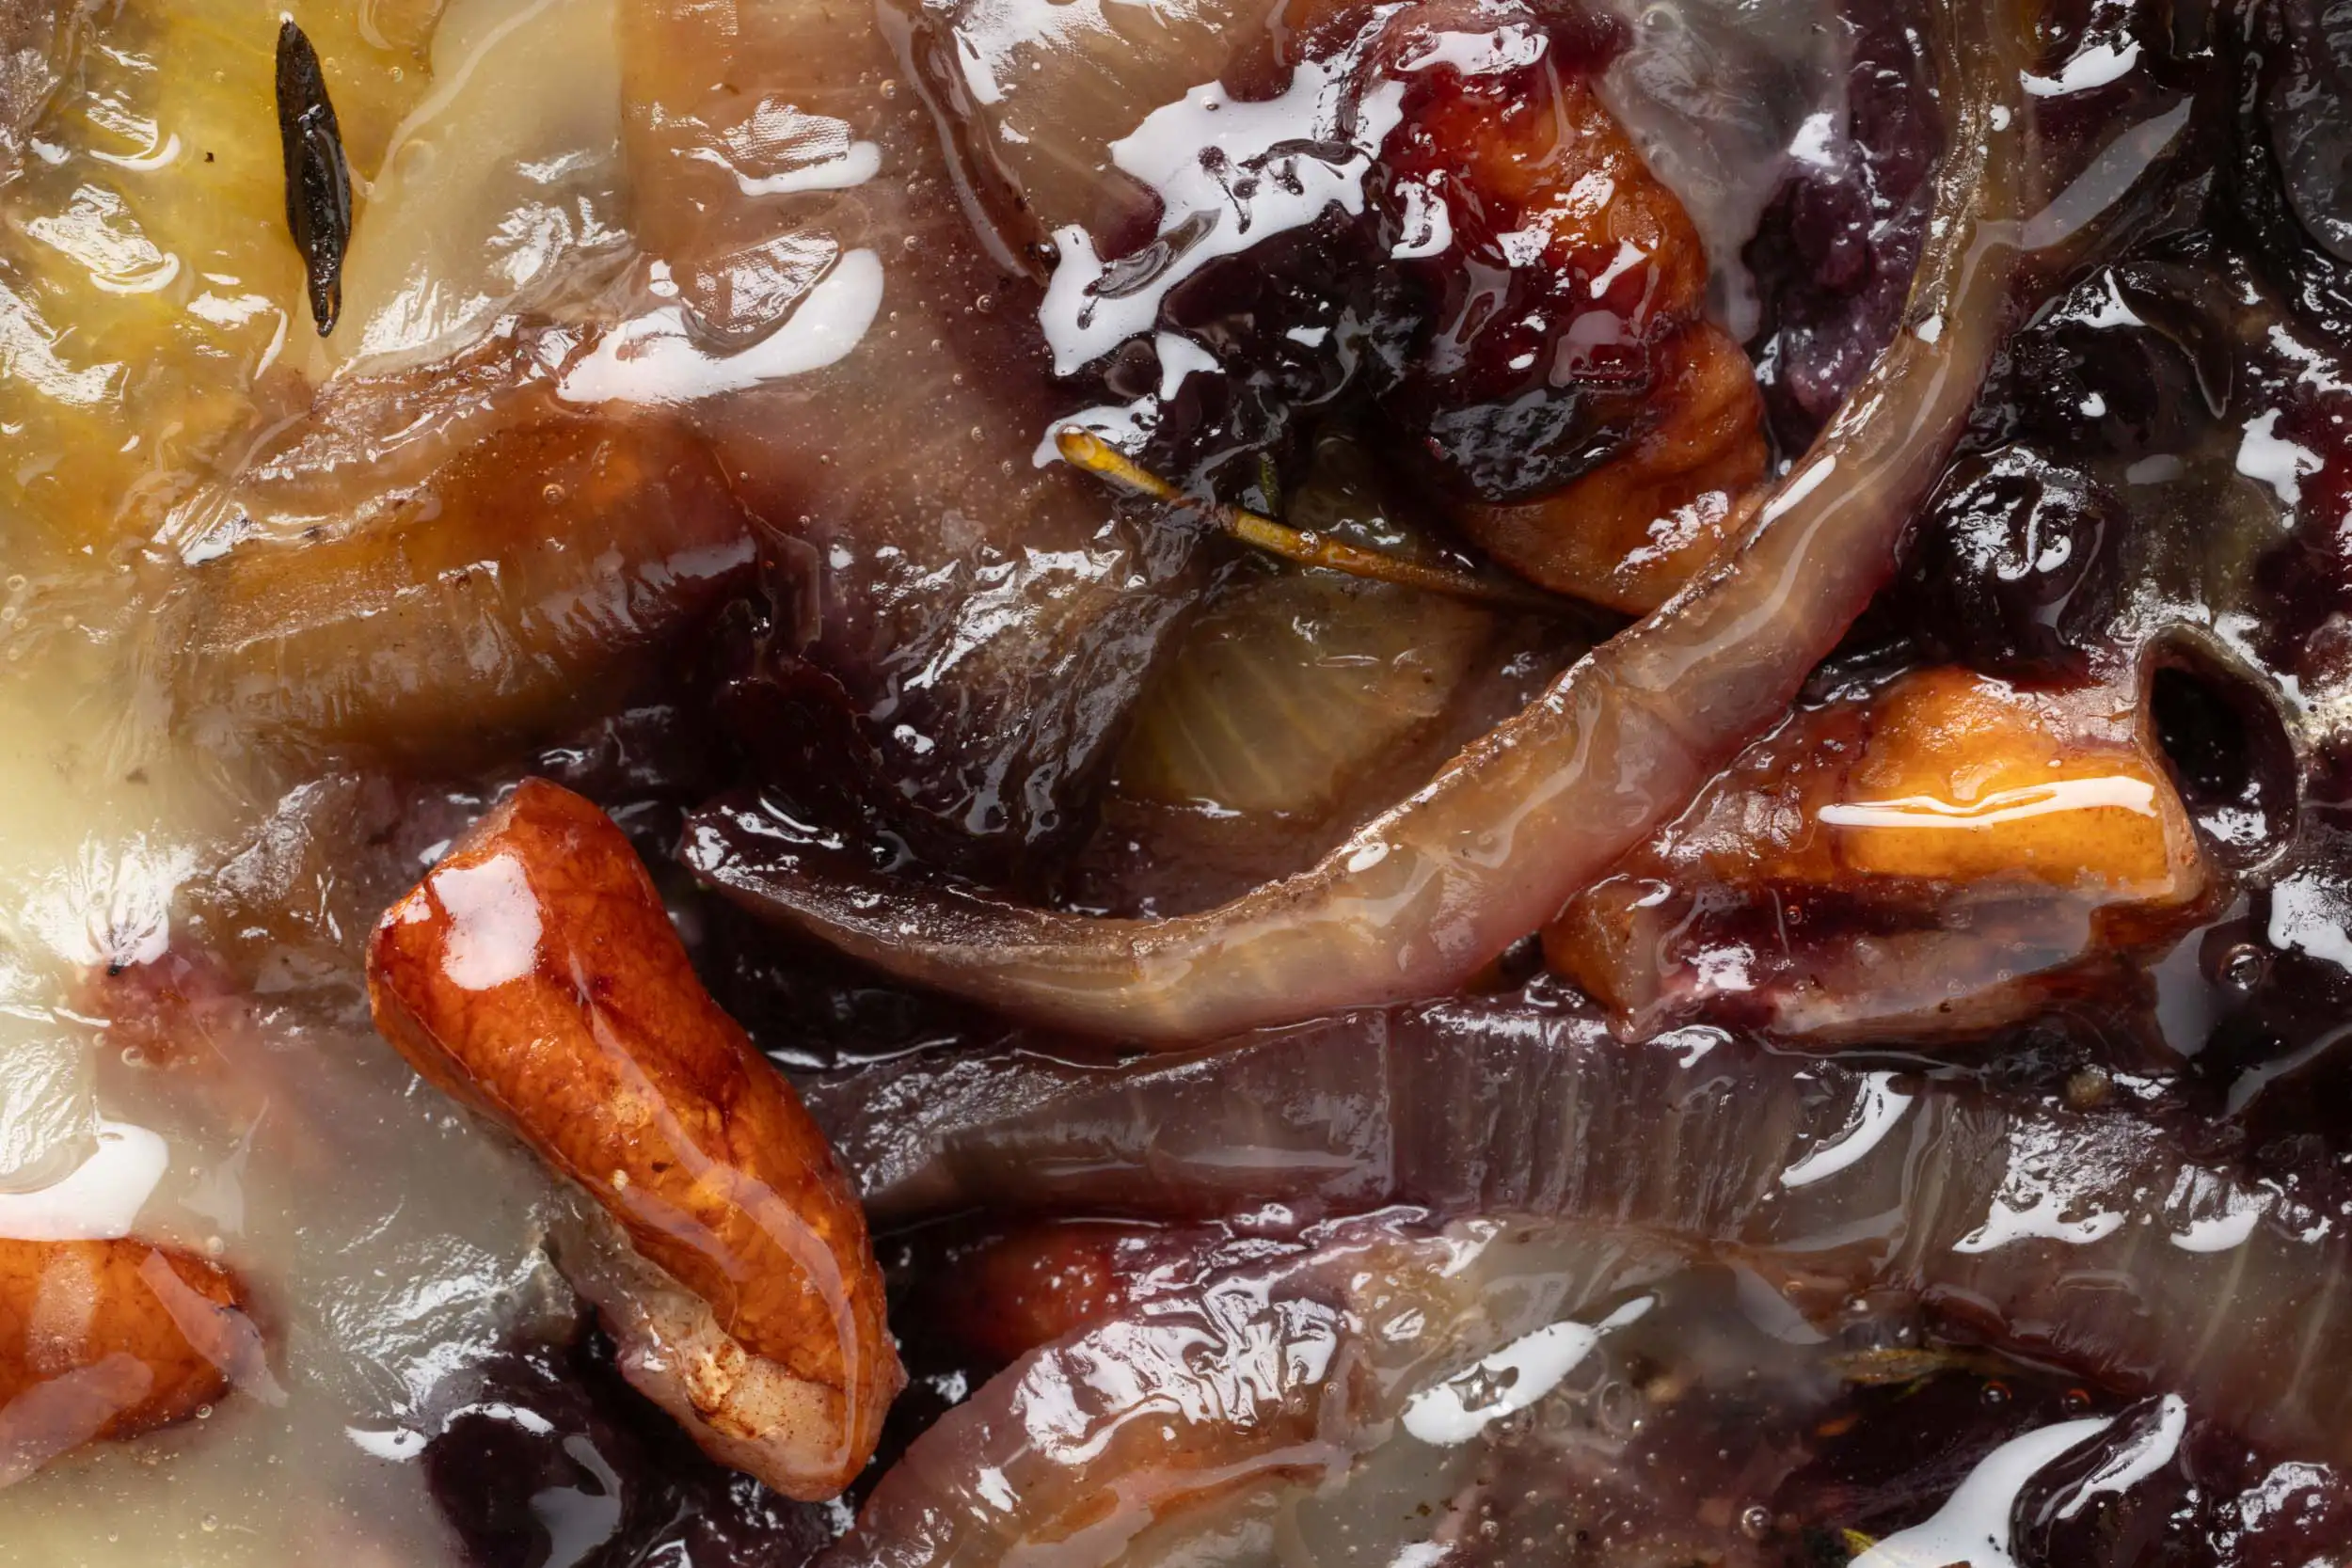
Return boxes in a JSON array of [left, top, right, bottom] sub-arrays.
[[818, 1213, 1694, 1568], [802, 997, 2352, 1477]]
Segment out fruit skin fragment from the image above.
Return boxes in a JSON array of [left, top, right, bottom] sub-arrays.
[[366, 779, 903, 1499], [276, 18, 352, 337], [0, 1238, 263, 1487]]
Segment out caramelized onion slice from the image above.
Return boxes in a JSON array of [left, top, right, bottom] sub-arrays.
[[0, 1237, 258, 1487], [366, 779, 901, 1498], [619, 0, 1210, 862], [807, 997, 2352, 1474], [827, 1216, 1690, 1568], [177, 416, 756, 763], [685, 0, 2034, 1042], [1117, 437, 1510, 819]]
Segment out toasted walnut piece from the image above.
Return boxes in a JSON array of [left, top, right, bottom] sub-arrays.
[[0, 1237, 258, 1486], [1833, 667, 2198, 891], [1547, 668, 2210, 1039], [366, 779, 902, 1499], [1403, 44, 1712, 322], [1379, 24, 1769, 610], [1453, 325, 1769, 613]]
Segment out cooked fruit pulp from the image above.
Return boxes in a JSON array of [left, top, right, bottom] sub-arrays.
[[4, 0, 2352, 1563]]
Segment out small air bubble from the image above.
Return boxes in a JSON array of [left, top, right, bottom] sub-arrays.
[[119, 1047, 146, 1067], [1740, 1505, 1772, 1541], [196, 1406, 214, 1423], [543, 483, 567, 506], [200, 1513, 218, 1531], [2217, 942, 2268, 993], [969, 426, 984, 442]]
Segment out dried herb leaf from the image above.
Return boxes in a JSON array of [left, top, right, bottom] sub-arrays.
[[275, 19, 351, 337]]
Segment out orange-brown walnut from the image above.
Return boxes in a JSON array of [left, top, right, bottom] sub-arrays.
[[180, 417, 757, 763], [1548, 668, 2210, 1037], [1453, 325, 1769, 612], [1389, 36, 1767, 611], [366, 779, 902, 1498], [1401, 52, 1710, 322], [0, 1237, 254, 1486]]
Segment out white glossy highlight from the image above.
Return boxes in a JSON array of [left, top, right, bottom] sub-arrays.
[[2236, 409, 2324, 510], [0, 1120, 168, 1241], [1781, 1072, 1913, 1188], [2057, 1396, 2185, 1519], [344, 1426, 428, 1462], [2022, 40, 2141, 98], [1390, 177, 1454, 260], [1401, 1297, 1651, 1446], [1759, 455, 1836, 523], [2170, 1189, 2270, 1253], [560, 249, 884, 405], [1153, 331, 1217, 400], [432, 853, 543, 991], [704, 137, 880, 197], [1851, 1418, 2113, 1568], [1955, 1189, 2126, 1253], [1818, 775, 2158, 832], [1040, 52, 1406, 373]]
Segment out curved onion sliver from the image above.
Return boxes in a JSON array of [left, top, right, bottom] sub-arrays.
[[824, 1215, 1705, 1568]]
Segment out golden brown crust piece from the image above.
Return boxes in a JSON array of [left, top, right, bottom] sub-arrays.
[[366, 779, 902, 1498], [0, 1237, 254, 1485]]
